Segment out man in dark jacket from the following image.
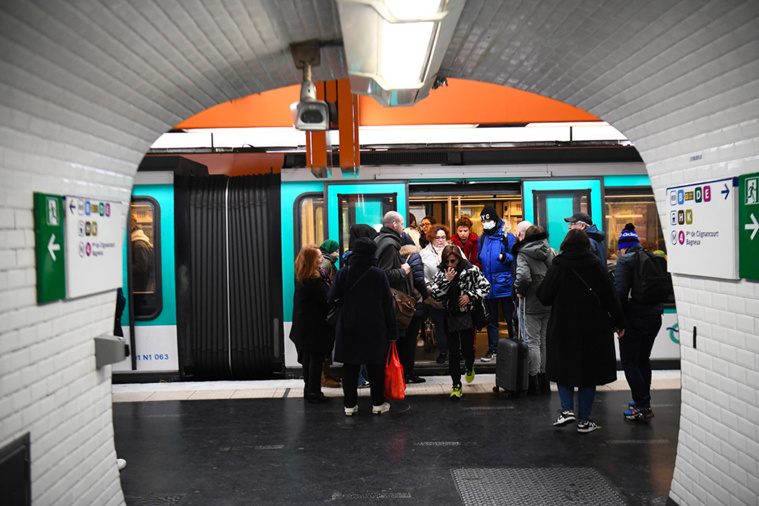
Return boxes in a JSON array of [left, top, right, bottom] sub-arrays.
[[374, 211, 412, 292], [614, 223, 663, 421], [565, 212, 606, 264]]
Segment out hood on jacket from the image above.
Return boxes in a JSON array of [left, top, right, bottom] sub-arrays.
[[519, 231, 550, 260], [400, 244, 421, 257], [585, 224, 606, 242]]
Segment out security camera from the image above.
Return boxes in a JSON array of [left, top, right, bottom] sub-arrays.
[[295, 80, 329, 131]]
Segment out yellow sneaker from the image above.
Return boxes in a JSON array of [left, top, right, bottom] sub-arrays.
[[465, 368, 475, 383], [450, 383, 462, 399]]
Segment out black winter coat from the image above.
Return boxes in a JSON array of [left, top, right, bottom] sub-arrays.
[[375, 227, 407, 292], [401, 245, 428, 317], [290, 275, 334, 354], [536, 249, 624, 387], [329, 253, 398, 365]]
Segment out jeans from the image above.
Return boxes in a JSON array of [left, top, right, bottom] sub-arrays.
[[429, 306, 448, 355], [486, 297, 515, 352], [557, 384, 596, 421], [342, 363, 385, 408], [619, 314, 662, 409], [447, 327, 476, 386], [523, 311, 549, 375]]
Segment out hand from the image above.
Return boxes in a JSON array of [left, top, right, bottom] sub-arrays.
[[458, 294, 470, 307], [516, 293, 524, 298], [401, 263, 411, 274], [427, 286, 432, 294], [617, 328, 625, 339], [444, 267, 456, 282]]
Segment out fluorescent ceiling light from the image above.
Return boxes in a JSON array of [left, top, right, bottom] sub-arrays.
[[336, 0, 465, 107]]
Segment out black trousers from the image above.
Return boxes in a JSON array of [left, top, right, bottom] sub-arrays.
[[398, 314, 423, 378], [342, 363, 386, 408], [447, 328, 476, 387], [619, 314, 662, 408], [302, 350, 323, 398]]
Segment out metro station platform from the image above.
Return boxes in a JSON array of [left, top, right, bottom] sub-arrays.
[[113, 372, 681, 505]]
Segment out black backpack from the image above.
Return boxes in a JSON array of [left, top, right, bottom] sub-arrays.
[[631, 250, 674, 304]]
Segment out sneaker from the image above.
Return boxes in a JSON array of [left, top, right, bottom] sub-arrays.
[[357, 381, 370, 389], [117, 458, 127, 471], [624, 405, 654, 421], [465, 368, 475, 383], [481, 350, 496, 362], [553, 410, 576, 427], [372, 402, 390, 415], [436, 353, 447, 364], [344, 405, 358, 416], [450, 383, 462, 399], [406, 375, 426, 384], [576, 420, 600, 433]]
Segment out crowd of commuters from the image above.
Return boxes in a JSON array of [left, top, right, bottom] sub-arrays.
[[290, 207, 666, 432]]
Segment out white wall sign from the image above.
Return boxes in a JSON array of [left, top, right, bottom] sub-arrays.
[[665, 177, 738, 279], [64, 195, 128, 298]]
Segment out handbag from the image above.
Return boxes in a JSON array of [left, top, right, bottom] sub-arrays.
[[326, 267, 371, 325], [447, 309, 473, 333], [384, 340, 406, 400], [472, 298, 490, 331], [390, 275, 416, 329]]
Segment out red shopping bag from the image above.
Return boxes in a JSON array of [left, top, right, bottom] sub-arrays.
[[385, 340, 406, 400]]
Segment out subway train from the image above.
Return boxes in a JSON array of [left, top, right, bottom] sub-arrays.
[[112, 145, 680, 382]]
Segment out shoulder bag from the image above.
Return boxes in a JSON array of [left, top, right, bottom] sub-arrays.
[[390, 274, 416, 329]]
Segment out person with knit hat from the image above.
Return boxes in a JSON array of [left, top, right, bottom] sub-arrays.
[[319, 239, 340, 282], [477, 205, 517, 361], [613, 223, 664, 422]]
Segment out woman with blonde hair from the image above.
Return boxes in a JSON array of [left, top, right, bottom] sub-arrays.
[[290, 244, 334, 404]]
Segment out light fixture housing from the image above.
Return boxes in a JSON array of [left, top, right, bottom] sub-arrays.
[[336, 0, 465, 107]]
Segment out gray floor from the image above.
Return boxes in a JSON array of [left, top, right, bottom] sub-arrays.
[[114, 375, 680, 505]]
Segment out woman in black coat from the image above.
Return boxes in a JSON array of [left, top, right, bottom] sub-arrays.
[[290, 244, 334, 404], [537, 229, 625, 433], [329, 237, 398, 416]]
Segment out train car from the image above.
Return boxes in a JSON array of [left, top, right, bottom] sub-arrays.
[[113, 144, 680, 382]]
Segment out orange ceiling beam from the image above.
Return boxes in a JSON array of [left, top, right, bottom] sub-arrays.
[[174, 78, 599, 130]]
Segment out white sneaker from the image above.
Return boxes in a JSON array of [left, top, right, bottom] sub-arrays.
[[117, 458, 127, 471], [372, 402, 390, 415], [344, 405, 358, 416]]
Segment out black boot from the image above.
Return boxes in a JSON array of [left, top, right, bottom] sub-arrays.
[[539, 373, 551, 395], [528, 375, 539, 395]]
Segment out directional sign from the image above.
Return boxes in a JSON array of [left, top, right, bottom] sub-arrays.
[[64, 195, 128, 299], [738, 172, 759, 280], [34, 193, 66, 303], [666, 177, 738, 279]]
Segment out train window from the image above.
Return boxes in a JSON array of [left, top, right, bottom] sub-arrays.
[[130, 198, 162, 320], [295, 193, 325, 254], [533, 189, 591, 248], [411, 195, 522, 237], [337, 193, 396, 254], [605, 189, 665, 257]]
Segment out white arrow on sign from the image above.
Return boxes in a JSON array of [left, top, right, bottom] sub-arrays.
[[746, 213, 759, 240], [47, 234, 61, 261]]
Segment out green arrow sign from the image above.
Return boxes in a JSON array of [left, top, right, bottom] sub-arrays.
[[34, 193, 66, 303], [738, 172, 759, 280]]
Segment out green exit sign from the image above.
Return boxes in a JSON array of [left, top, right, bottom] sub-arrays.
[[739, 172, 759, 280], [34, 193, 66, 303]]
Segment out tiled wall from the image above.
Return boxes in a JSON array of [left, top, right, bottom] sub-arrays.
[[0, 1, 757, 504]]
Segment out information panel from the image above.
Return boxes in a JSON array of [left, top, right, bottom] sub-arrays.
[[665, 177, 738, 279], [33, 193, 66, 303], [64, 195, 129, 298]]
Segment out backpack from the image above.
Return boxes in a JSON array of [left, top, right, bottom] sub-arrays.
[[631, 250, 673, 304]]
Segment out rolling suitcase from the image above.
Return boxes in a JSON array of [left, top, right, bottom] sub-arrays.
[[493, 299, 529, 397]]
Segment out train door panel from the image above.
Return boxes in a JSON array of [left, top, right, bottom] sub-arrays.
[[327, 183, 407, 258], [523, 179, 603, 252], [113, 182, 179, 373]]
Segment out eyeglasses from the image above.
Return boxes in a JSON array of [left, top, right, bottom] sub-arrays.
[[445, 258, 458, 264]]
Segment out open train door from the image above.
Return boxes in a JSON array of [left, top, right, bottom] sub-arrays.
[[522, 179, 604, 252]]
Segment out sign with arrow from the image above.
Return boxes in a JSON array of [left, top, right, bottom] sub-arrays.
[[739, 172, 759, 280], [34, 193, 66, 303], [666, 177, 738, 279]]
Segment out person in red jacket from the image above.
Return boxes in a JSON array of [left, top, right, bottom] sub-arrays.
[[451, 216, 480, 269]]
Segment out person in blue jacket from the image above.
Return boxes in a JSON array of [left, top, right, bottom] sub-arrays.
[[477, 206, 516, 361]]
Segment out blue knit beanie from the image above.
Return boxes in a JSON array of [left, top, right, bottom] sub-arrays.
[[618, 223, 640, 250]]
